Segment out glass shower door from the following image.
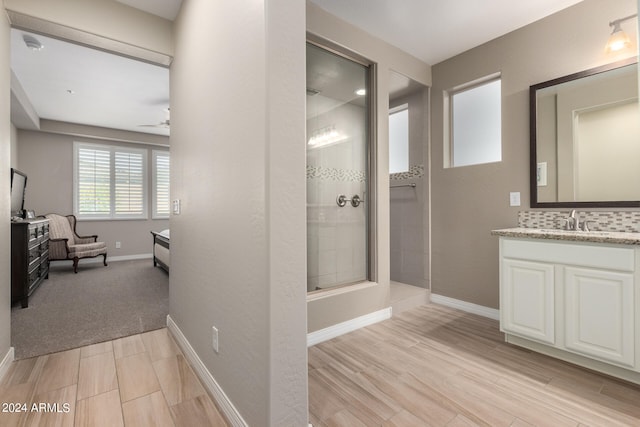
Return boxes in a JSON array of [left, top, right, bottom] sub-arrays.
[[306, 43, 371, 292]]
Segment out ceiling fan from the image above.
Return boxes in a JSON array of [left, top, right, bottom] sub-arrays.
[[139, 107, 170, 129]]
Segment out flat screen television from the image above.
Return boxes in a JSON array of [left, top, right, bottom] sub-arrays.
[[10, 168, 27, 219]]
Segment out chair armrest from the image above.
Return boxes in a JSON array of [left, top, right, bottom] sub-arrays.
[[49, 237, 69, 244], [75, 235, 98, 244]]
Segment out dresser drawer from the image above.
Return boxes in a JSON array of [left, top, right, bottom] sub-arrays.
[[39, 262, 49, 279], [28, 245, 40, 267], [28, 225, 38, 243], [28, 265, 40, 287]]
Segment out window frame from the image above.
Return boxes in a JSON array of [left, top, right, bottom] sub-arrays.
[[73, 141, 148, 220], [152, 149, 170, 219], [445, 73, 502, 168]]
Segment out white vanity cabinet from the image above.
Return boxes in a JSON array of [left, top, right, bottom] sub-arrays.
[[501, 258, 555, 344], [497, 234, 640, 383], [564, 266, 635, 367]]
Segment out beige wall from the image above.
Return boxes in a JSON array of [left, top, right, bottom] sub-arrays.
[[430, 0, 638, 308], [10, 123, 17, 168], [170, 0, 307, 425], [1, 6, 13, 360], [306, 1, 431, 332], [16, 128, 169, 258]]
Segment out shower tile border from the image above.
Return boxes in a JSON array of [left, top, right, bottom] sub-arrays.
[[306, 165, 366, 182], [390, 164, 424, 181]]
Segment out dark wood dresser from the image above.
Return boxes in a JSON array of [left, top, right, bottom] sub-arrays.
[[11, 218, 49, 308]]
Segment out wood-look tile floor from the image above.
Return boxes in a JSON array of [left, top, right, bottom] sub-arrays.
[[309, 303, 640, 427], [0, 328, 228, 427]]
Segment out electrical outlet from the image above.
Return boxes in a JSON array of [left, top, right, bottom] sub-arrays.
[[212, 326, 219, 353], [115, 241, 121, 249], [509, 192, 521, 207]]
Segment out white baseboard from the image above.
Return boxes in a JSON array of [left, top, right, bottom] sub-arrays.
[[430, 294, 499, 320], [107, 253, 153, 262], [49, 253, 152, 266], [307, 307, 392, 347], [0, 347, 15, 382], [166, 315, 247, 427]]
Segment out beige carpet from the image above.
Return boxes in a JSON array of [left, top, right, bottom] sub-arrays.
[[11, 259, 168, 359]]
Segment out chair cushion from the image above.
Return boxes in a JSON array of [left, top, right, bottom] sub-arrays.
[[68, 242, 107, 259], [46, 214, 76, 243]]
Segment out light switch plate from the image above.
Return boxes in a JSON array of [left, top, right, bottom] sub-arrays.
[[172, 199, 181, 215], [509, 192, 521, 207], [212, 326, 219, 353], [537, 162, 548, 187]]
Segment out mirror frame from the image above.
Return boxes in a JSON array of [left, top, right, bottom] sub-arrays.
[[530, 56, 639, 208]]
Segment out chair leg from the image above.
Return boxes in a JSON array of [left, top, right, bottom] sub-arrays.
[[103, 253, 108, 267], [73, 257, 79, 274]]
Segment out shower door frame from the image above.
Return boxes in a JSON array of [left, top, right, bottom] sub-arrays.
[[306, 35, 378, 289]]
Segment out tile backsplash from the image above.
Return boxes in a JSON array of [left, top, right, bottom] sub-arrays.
[[518, 211, 640, 233]]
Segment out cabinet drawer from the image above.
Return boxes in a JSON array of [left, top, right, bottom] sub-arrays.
[[502, 238, 634, 272], [28, 245, 40, 266], [28, 225, 38, 243], [39, 262, 49, 278], [28, 266, 40, 287]]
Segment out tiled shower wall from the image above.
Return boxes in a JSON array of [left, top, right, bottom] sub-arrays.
[[307, 102, 367, 291], [390, 88, 429, 288], [518, 210, 640, 232]]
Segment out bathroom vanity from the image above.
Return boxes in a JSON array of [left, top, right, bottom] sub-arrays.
[[492, 227, 640, 384]]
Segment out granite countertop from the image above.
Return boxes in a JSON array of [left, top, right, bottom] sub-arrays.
[[491, 227, 640, 245]]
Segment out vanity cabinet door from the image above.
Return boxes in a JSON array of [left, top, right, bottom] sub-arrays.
[[564, 267, 634, 368], [501, 259, 555, 344]]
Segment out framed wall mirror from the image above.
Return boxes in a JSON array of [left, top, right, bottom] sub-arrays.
[[530, 57, 639, 208]]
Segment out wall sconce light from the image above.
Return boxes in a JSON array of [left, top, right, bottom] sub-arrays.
[[606, 14, 638, 53], [307, 125, 348, 149]]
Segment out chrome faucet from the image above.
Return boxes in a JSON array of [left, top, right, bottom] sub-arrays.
[[555, 210, 596, 231], [556, 209, 579, 230], [568, 209, 579, 231]]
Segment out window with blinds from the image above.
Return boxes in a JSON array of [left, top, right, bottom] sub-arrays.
[[153, 150, 170, 218], [74, 142, 148, 219], [76, 146, 111, 216]]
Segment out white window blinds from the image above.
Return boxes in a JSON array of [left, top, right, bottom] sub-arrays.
[[153, 151, 170, 218], [77, 146, 111, 216], [74, 142, 148, 219]]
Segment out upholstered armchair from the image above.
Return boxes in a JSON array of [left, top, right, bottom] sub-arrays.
[[45, 214, 108, 273]]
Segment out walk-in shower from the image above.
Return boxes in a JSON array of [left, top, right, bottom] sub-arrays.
[[306, 42, 373, 292]]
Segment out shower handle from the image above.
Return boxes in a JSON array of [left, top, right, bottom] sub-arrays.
[[336, 194, 365, 208]]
